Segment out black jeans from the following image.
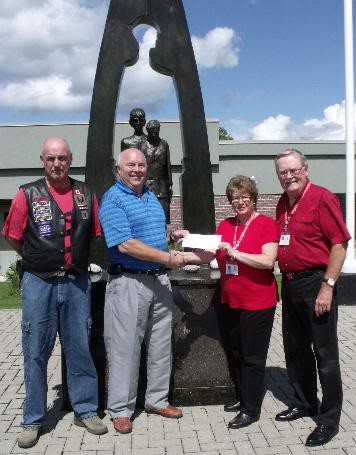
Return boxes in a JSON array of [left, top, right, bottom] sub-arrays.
[[282, 271, 342, 426], [221, 305, 275, 417]]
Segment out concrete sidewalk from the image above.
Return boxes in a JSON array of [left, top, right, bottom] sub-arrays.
[[1, 305, 356, 455]]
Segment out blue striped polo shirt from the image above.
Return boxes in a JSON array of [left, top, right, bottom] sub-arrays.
[[99, 179, 168, 269]]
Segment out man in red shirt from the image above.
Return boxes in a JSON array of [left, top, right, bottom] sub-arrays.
[[2, 136, 107, 448], [274, 149, 350, 447]]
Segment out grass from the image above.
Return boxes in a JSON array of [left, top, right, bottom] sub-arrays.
[[0, 275, 282, 310], [0, 282, 21, 309], [275, 273, 282, 298]]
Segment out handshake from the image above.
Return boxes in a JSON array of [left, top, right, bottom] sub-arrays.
[[166, 229, 189, 270], [167, 250, 186, 269], [165, 230, 225, 269]]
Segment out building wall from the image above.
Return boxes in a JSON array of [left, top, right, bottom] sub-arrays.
[[0, 121, 354, 274]]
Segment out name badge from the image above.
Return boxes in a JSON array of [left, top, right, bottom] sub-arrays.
[[279, 234, 291, 246], [226, 262, 238, 275]]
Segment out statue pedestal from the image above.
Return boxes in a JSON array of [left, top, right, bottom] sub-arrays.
[[168, 267, 234, 405], [337, 273, 356, 305], [61, 267, 235, 409]]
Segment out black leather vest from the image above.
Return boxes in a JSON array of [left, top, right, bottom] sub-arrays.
[[21, 178, 94, 278]]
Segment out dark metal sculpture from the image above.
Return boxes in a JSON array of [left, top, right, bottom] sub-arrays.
[[121, 107, 147, 151], [85, 0, 216, 236], [143, 119, 172, 223]]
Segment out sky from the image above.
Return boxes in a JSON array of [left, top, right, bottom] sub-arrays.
[[0, 0, 353, 140]]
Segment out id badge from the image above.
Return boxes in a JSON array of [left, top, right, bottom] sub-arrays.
[[279, 234, 291, 246], [226, 262, 238, 275]]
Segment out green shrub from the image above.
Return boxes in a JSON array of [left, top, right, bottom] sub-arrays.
[[5, 262, 20, 296], [169, 242, 183, 252]]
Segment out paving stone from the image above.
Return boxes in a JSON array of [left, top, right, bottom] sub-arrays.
[[1, 307, 355, 454]]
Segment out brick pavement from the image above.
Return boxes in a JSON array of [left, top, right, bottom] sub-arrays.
[[1, 305, 356, 454]]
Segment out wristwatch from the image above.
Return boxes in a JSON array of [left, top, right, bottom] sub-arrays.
[[322, 277, 336, 288]]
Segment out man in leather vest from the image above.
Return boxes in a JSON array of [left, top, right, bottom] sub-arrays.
[[2, 136, 108, 449]]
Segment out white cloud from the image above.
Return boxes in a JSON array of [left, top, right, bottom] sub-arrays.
[[303, 101, 346, 140], [118, 28, 173, 113], [0, 76, 89, 112], [0, 2, 239, 117], [0, 0, 107, 114], [252, 115, 291, 140], [192, 27, 239, 69], [227, 101, 351, 141]]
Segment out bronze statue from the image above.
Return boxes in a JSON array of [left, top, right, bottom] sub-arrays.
[[143, 120, 172, 223], [86, 0, 216, 235], [121, 107, 147, 151]]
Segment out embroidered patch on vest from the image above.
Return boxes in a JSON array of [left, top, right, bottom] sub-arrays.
[[32, 197, 52, 236], [74, 189, 89, 219]]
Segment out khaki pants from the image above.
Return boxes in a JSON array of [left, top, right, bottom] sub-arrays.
[[104, 272, 174, 417]]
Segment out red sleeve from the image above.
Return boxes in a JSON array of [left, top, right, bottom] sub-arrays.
[[91, 193, 102, 238], [259, 216, 278, 245], [2, 189, 28, 240], [317, 193, 351, 245]]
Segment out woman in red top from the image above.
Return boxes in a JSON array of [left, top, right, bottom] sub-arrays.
[[184, 176, 278, 429]]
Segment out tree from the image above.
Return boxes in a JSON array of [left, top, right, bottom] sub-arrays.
[[219, 126, 234, 140]]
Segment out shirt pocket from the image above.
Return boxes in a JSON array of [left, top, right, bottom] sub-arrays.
[[293, 211, 316, 238]]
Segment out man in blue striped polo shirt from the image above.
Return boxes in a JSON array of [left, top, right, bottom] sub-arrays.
[[100, 148, 187, 434]]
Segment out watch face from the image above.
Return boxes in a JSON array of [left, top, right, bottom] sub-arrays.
[[324, 278, 335, 287]]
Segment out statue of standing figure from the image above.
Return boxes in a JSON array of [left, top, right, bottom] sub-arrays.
[[144, 120, 172, 223], [121, 109, 172, 223], [121, 108, 147, 151]]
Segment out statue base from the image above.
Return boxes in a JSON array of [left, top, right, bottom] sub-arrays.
[[61, 267, 235, 410]]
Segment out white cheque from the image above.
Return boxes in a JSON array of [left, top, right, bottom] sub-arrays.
[[182, 234, 222, 250]]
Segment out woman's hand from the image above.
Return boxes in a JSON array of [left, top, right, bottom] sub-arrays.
[[219, 242, 236, 259]]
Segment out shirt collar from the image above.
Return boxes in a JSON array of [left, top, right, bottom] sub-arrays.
[[115, 178, 149, 197]]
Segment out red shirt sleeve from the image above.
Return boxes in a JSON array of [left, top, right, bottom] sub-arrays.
[[92, 193, 102, 238], [2, 189, 28, 240], [317, 193, 351, 245], [259, 216, 278, 245]]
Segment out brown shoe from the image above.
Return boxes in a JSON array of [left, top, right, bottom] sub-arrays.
[[145, 405, 183, 419], [113, 416, 132, 434]]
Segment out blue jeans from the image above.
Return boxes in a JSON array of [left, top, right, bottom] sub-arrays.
[[21, 271, 99, 427]]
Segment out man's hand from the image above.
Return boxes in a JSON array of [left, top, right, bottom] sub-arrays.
[[170, 230, 189, 244], [168, 251, 185, 269], [315, 285, 333, 317]]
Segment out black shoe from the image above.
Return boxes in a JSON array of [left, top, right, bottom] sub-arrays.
[[305, 424, 339, 447], [275, 406, 312, 422], [224, 401, 240, 412], [228, 412, 259, 429]]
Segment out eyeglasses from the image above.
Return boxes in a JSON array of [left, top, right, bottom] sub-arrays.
[[231, 196, 251, 204], [278, 167, 304, 178]]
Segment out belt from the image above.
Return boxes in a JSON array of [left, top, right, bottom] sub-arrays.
[[108, 264, 166, 275], [283, 266, 326, 281], [54, 269, 74, 277]]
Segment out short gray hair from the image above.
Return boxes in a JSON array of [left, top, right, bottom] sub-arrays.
[[113, 149, 147, 178], [274, 148, 308, 171]]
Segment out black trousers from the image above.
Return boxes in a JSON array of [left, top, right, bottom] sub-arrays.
[[221, 305, 275, 417], [282, 271, 343, 426]]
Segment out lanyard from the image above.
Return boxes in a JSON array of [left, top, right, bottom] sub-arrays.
[[283, 181, 311, 232], [232, 212, 259, 251]]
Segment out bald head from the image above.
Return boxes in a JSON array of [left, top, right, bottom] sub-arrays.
[[116, 148, 146, 168], [41, 136, 71, 158], [40, 136, 72, 188], [116, 148, 147, 194]]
